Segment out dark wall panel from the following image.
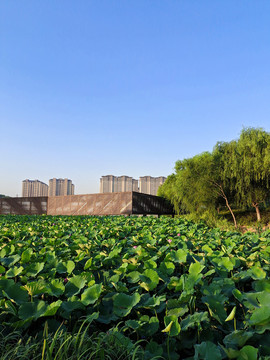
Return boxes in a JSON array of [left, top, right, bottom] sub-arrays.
[[132, 192, 174, 215], [0, 197, 48, 215]]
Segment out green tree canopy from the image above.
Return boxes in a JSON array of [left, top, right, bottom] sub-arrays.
[[159, 127, 270, 225], [223, 128, 270, 221]]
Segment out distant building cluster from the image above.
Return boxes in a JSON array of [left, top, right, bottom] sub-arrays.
[[100, 176, 138, 193], [22, 178, 75, 197], [100, 175, 166, 196]]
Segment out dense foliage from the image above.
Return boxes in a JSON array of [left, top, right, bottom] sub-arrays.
[[158, 128, 270, 225], [1, 215, 270, 359]]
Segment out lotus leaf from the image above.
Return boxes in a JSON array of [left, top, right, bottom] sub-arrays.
[[56, 260, 75, 274], [163, 315, 181, 336], [5, 266, 23, 278], [47, 279, 65, 297], [113, 292, 140, 317], [81, 283, 102, 305], [25, 262, 44, 277], [237, 345, 258, 360], [0, 255, 20, 267], [194, 341, 222, 360], [65, 275, 86, 297], [3, 283, 29, 304], [140, 269, 159, 291]]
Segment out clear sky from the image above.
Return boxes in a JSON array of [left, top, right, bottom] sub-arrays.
[[1, 1, 270, 196]]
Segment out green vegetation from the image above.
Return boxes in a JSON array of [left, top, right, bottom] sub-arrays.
[[1, 215, 270, 359], [158, 128, 270, 228]]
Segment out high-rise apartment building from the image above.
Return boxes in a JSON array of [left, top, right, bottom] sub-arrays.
[[22, 179, 48, 197], [48, 178, 75, 196], [100, 175, 165, 195], [116, 176, 139, 192], [139, 176, 166, 196], [100, 175, 139, 193], [100, 175, 116, 193]]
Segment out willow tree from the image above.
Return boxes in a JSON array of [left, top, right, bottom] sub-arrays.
[[223, 128, 270, 221], [157, 174, 182, 214], [173, 152, 217, 215], [160, 150, 238, 227]]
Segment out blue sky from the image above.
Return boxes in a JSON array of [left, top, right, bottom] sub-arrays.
[[1, 1, 270, 196]]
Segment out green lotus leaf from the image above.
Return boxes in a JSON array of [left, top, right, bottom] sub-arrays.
[[45, 252, 57, 267], [202, 295, 227, 324], [0, 266, 5, 274], [126, 271, 141, 283], [43, 300, 62, 317], [145, 341, 163, 359], [167, 305, 189, 317], [125, 319, 141, 330], [159, 261, 175, 275], [113, 292, 140, 317], [141, 316, 159, 336], [194, 341, 222, 360], [140, 294, 166, 309], [21, 249, 33, 263], [253, 279, 270, 292], [223, 331, 254, 349], [202, 245, 213, 254], [3, 284, 29, 304], [163, 315, 180, 336], [56, 260, 75, 274], [5, 266, 24, 278], [65, 275, 86, 297], [84, 258, 92, 270], [23, 281, 48, 297], [249, 291, 270, 326], [181, 312, 209, 331], [167, 276, 183, 291], [98, 296, 118, 324], [25, 262, 44, 277], [81, 283, 102, 305], [18, 300, 48, 320], [107, 248, 122, 259], [169, 249, 187, 264], [237, 345, 258, 360], [0, 279, 14, 291], [144, 259, 157, 269], [0, 249, 6, 258], [140, 269, 159, 291], [109, 274, 120, 283], [47, 279, 65, 297], [247, 266, 266, 280], [212, 257, 235, 271], [61, 296, 85, 313], [1, 254, 20, 267], [189, 262, 205, 275]]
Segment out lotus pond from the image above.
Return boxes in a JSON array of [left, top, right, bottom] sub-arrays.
[[0, 215, 270, 359]]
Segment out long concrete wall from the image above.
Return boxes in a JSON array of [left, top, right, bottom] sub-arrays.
[[0, 192, 174, 216], [47, 192, 133, 215]]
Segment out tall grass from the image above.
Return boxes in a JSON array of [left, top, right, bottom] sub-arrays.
[[0, 322, 146, 360]]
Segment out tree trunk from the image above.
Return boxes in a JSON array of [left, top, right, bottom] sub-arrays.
[[225, 197, 238, 229], [252, 202, 261, 222], [212, 181, 238, 229]]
